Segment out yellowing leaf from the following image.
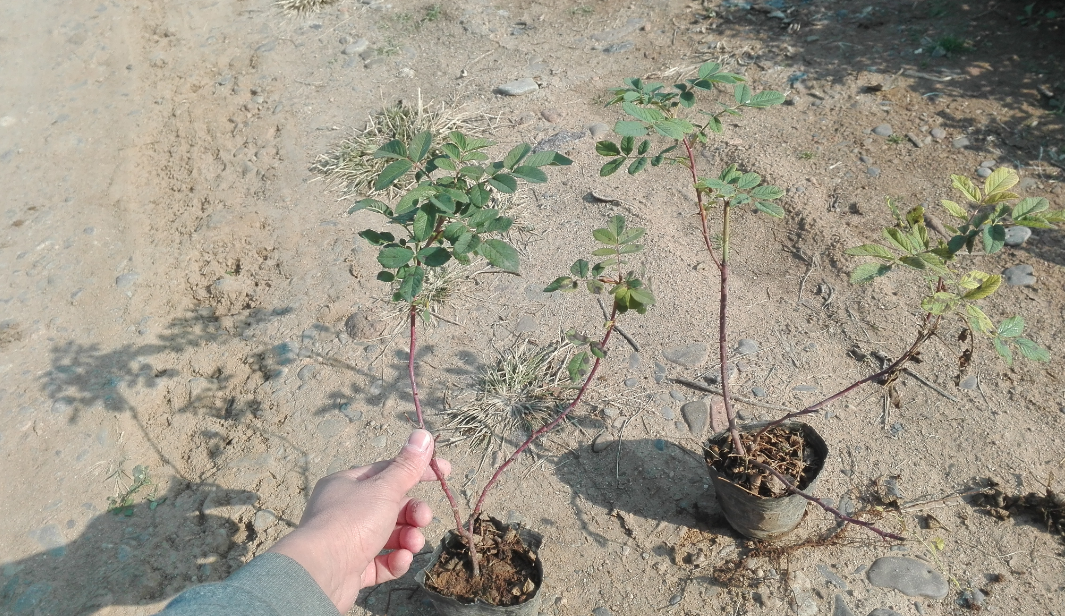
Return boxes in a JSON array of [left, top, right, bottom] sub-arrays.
[[940, 199, 968, 219], [966, 304, 995, 334], [962, 274, 1002, 300], [951, 174, 981, 203], [983, 168, 1019, 196]]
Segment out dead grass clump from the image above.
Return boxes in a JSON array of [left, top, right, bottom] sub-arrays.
[[275, 0, 339, 14], [312, 95, 482, 198], [439, 339, 576, 457]]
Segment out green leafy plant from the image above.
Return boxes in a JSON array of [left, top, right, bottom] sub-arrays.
[[106, 464, 160, 516], [352, 131, 653, 589]]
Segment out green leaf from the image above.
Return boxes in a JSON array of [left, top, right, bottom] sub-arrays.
[[698, 62, 722, 78], [485, 216, 513, 234], [637, 139, 651, 155], [846, 244, 894, 260], [596, 141, 622, 157], [348, 198, 392, 215], [941, 199, 968, 219], [440, 143, 463, 161], [567, 352, 590, 382], [412, 210, 436, 241], [600, 157, 626, 177], [359, 229, 395, 245], [962, 274, 1002, 300], [442, 222, 466, 242], [958, 270, 991, 290], [452, 232, 476, 255], [591, 247, 617, 256], [620, 136, 635, 156], [606, 215, 626, 238], [1013, 197, 1049, 219], [591, 227, 616, 246], [374, 139, 407, 160], [627, 157, 648, 174], [467, 208, 499, 229], [377, 246, 414, 268], [705, 115, 723, 133], [984, 167, 1019, 196], [883, 228, 914, 253], [966, 304, 995, 334], [487, 173, 517, 193], [998, 315, 1024, 338], [623, 102, 666, 123], [850, 262, 892, 284], [544, 276, 577, 292], [433, 157, 457, 172], [899, 256, 927, 270], [1015, 337, 1051, 362], [734, 83, 752, 105], [751, 185, 784, 200], [448, 131, 469, 150], [589, 342, 607, 359], [922, 291, 959, 315], [428, 194, 456, 215], [396, 265, 424, 302], [417, 246, 451, 267], [747, 90, 786, 108], [735, 172, 761, 190], [586, 279, 605, 294], [571, 259, 590, 278], [512, 165, 548, 183], [459, 165, 484, 180], [981, 224, 1006, 254], [993, 336, 1014, 366], [756, 201, 784, 217], [503, 143, 531, 169], [951, 174, 981, 202], [617, 227, 645, 244], [523, 150, 572, 167], [614, 121, 648, 137], [653, 118, 695, 139], [374, 159, 413, 191], [469, 184, 491, 207], [376, 270, 395, 283], [409, 131, 432, 162], [478, 239, 520, 272]]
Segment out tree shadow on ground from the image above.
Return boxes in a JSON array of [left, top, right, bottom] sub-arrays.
[[0, 482, 265, 616]]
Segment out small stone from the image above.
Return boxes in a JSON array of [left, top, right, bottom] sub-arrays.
[[833, 594, 855, 616], [752, 386, 767, 398], [980, 160, 997, 168], [588, 123, 610, 139], [342, 39, 368, 55], [591, 433, 613, 453], [959, 375, 978, 390], [541, 109, 563, 123], [708, 396, 727, 432], [859, 156, 872, 164], [1002, 264, 1035, 286], [628, 352, 641, 369], [959, 589, 986, 609], [818, 564, 849, 590], [931, 45, 947, 57], [371, 435, 387, 448], [669, 389, 685, 402], [338, 403, 363, 422], [872, 124, 893, 137], [866, 167, 881, 177], [736, 339, 759, 355], [794, 384, 818, 392], [661, 407, 675, 420], [253, 510, 277, 531], [532, 130, 585, 153], [623, 378, 638, 388], [951, 136, 971, 149], [496, 78, 539, 96], [681, 401, 710, 436], [603, 41, 635, 54], [930, 127, 946, 139], [1018, 177, 1038, 190], [906, 133, 922, 148], [241, 161, 257, 176], [868, 609, 904, 616], [297, 364, 318, 381], [663, 343, 709, 367], [216, 75, 232, 86], [1004, 226, 1031, 246], [115, 272, 140, 288], [653, 361, 666, 383], [976, 167, 992, 178], [866, 556, 949, 599]]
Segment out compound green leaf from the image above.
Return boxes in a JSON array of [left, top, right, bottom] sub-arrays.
[[997, 315, 1024, 338], [1013, 197, 1049, 219], [600, 157, 626, 177], [487, 173, 517, 193], [883, 228, 914, 253], [512, 166, 548, 183], [736, 172, 761, 190], [846, 244, 895, 260], [523, 150, 572, 167], [698, 62, 722, 78], [596, 141, 622, 157], [503, 143, 531, 169], [751, 185, 784, 200], [617, 227, 645, 244], [941, 199, 968, 219], [705, 115, 723, 133], [734, 83, 752, 105], [614, 120, 649, 137], [850, 262, 892, 284], [396, 265, 424, 302], [951, 174, 981, 202], [922, 291, 959, 315], [377, 246, 414, 268], [478, 239, 520, 272], [981, 223, 1006, 254], [1015, 337, 1051, 362], [623, 102, 665, 123], [412, 210, 436, 241], [966, 304, 995, 334], [747, 90, 786, 108], [993, 336, 1014, 366], [637, 139, 651, 155], [452, 232, 476, 255], [962, 273, 1002, 300], [755, 200, 784, 217], [417, 246, 451, 267], [627, 157, 648, 175], [653, 118, 695, 139], [984, 167, 1019, 196]]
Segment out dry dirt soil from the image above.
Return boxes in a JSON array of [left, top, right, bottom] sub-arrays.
[[1, 0, 1064, 615]]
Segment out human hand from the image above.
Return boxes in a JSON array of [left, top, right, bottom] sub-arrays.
[[268, 430, 450, 613]]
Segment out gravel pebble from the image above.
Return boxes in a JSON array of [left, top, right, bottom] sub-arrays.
[[976, 167, 992, 178], [541, 109, 564, 123], [859, 156, 872, 164], [681, 400, 710, 436], [1002, 263, 1035, 286], [115, 272, 140, 288], [342, 39, 369, 55], [495, 78, 539, 96], [980, 160, 997, 168], [588, 123, 610, 138], [623, 377, 638, 387], [866, 556, 949, 599], [833, 594, 855, 616], [930, 127, 946, 139], [253, 510, 278, 531], [1004, 226, 1031, 246], [669, 389, 685, 402], [866, 167, 881, 177], [736, 339, 759, 355], [752, 386, 767, 398], [591, 432, 613, 453], [868, 609, 904, 616], [603, 41, 635, 54], [951, 136, 971, 149], [371, 435, 387, 448], [959, 375, 978, 390], [872, 124, 893, 137], [906, 133, 922, 148], [663, 343, 708, 367]]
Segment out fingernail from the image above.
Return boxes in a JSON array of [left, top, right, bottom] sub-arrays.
[[406, 429, 431, 453]]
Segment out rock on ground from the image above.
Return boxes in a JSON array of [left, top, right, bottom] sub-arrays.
[[866, 556, 949, 599]]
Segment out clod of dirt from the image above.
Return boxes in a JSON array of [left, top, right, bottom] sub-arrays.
[[425, 517, 540, 606], [970, 479, 1065, 542], [704, 425, 821, 497]]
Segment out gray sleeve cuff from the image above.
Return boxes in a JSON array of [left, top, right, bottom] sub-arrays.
[[161, 553, 339, 616]]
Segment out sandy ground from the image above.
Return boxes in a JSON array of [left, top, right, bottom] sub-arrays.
[[1, 0, 1064, 615]]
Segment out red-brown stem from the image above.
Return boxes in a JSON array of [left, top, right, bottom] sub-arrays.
[[683, 137, 721, 269], [408, 305, 480, 576], [717, 205, 746, 457], [469, 307, 620, 523], [748, 460, 904, 541], [757, 311, 941, 438]]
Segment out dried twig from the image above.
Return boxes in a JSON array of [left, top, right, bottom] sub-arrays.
[[670, 377, 798, 414]]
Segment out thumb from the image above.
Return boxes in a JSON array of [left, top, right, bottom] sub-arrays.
[[373, 430, 435, 495]]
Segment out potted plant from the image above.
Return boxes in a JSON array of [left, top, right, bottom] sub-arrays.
[[347, 129, 654, 613], [593, 63, 1057, 540]]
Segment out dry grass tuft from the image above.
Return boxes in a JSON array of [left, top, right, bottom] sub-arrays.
[[312, 94, 483, 199], [275, 0, 340, 14], [438, 339, 576, 458]]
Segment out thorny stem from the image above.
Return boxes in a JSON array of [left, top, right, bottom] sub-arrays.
[[408, 305, 481, 576], [470, 306, 620, 524], [748, 459, 905, 541]]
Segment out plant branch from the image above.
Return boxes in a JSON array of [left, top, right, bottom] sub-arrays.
[[718, 202, 746, 456], [682, 136, 721, 269], [470, 306, 620, 522], [408, 305, 480, 576], [748, 459, 904, 541]]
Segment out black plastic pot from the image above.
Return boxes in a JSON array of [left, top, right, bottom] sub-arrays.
[[415, 519, 544, 616], [705, 421, 829, 540]]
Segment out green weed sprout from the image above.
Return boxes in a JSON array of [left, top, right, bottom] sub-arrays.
[[353, 131, 653, 578]]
